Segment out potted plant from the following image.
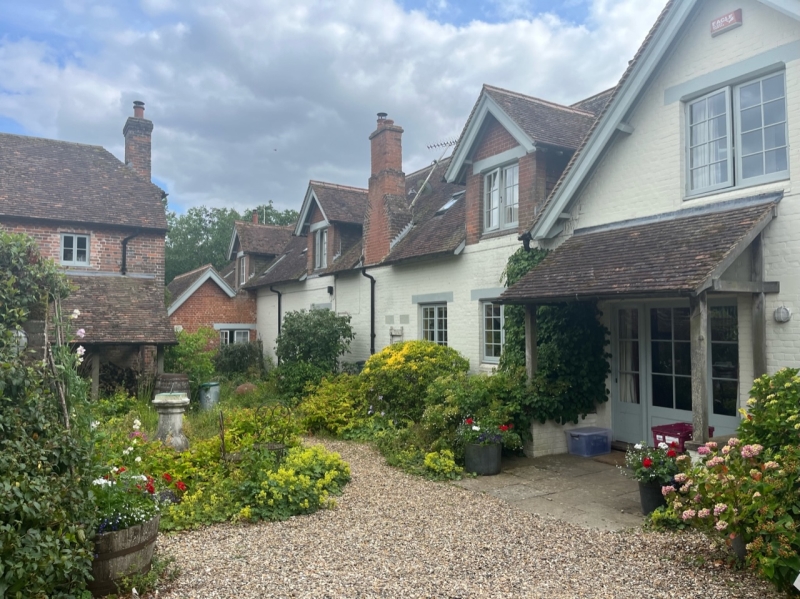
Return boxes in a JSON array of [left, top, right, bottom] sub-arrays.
[[459, 417, 521, 476], [623, 441, 680, 515]]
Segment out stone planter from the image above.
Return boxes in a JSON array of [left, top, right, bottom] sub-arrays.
[[638, 480, 667, 515], [87, 515, 160, 597], [464, 443, 502, 476], [153, 392, 190, 451]]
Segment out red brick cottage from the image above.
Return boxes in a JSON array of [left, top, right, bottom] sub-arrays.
[[0, 101, 176, 397]]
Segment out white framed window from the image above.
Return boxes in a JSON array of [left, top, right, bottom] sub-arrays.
[[315, 228, 328, 269], [219, 330, 230, 345], [482, 302, 504, 363], [421, 304, 448, 346], [687, 72, 788, 196], [239, 256, 247, 286], [220, 329, 250, 345], [484, 163, 518, 232], [61, 234, 89, 266], [233, 330, 250, 344]]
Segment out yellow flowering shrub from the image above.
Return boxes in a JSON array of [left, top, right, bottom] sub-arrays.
[[298, 374, 367, 435]]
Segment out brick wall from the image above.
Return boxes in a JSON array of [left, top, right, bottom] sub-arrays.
[[0, 219, 166, 283], [123, 115, 153, 181], [472, 115, 520, 161], [170, 279, 256, 347]]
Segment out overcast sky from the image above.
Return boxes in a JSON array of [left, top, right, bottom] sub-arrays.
[[0, 0, 665, 215]]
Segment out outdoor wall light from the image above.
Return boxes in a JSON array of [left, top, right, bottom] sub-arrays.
[[774, 305, 792, 323]]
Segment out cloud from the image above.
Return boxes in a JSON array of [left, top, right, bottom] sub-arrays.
[[0, 0, 665, 214]]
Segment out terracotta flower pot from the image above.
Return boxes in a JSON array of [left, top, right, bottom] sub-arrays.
[[638, 480, 667, 515], [87, 515, 160, 597], [465, 443, 502, 476]]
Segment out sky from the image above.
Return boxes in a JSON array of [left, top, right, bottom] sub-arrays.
[[0, 0, 665, 215]]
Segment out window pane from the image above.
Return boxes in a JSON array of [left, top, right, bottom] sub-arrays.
[[675, 376, 692, 411], [712, 344, 739, 379], [619, 340, 639, 373], [674, 342, 691, 376], [76, 247, 87, 263], [709, 139, 728, 162], [618, 309, 638, 339], [763, 99, 786, 126], [650, 308, 672, 340], [709, 115, 727, 139], [741, 130, 763, 155], [764, 124, 786, 150], [691, 146, 708, 168], [710, 306, 737, 341], [690, 99, 706, 123], [711, 162, 728, 185], [652, 374, 673, 408], [76, 236, 87, 250], [708, 91, 727, 117], [673, 308, 690, 340], [742, 154, 764, 179], [739, 81, 761, 109], [762, 74, 785, 102], [691, 168, 709, 191], [690, 124, 707, 146], [765, 148, 788, 175], [740, 106, 762, 132], [713, 380, 738, 416], [652, 342, 673, 374], [619, 373, 640, 405]]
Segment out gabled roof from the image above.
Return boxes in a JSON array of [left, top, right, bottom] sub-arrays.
[[64, 275, 176, 345], [166, 264, 236, 316], [0, 132, 167, 231], [294, 181, 368, 236], [246, 235, 308, 288], [227, 221, 293, 260], [529, 0, 800, 241], [570, 88, 615, 115], [445, 84, 597, 184], [502, 196, 780, 304]]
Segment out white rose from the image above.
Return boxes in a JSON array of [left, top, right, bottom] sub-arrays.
[[634, 443, 643, 450], [135, 456, 142, 463], [472, 426, 480, 431], [658, 442, 669, 450]]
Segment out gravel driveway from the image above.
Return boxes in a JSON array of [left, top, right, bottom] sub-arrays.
[[156, 440, 780, 598]]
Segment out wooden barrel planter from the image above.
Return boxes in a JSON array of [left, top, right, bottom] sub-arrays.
[[155, 373, 190, 396], [87, 515, 160, 597]]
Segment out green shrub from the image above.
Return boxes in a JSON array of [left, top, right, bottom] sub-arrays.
[[423, 450, 463, 480], [739, 368, 800, 447], [298, 374, 367, 436], [214, 340, 267, 379], [164, 328, 217, 399], [271, 361, 328, 402], [361, 340, 470, 421], [276, 309, 355, 371]]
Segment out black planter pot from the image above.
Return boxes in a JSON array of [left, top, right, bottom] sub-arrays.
[[638, 480, 667, 515], [465, 443, 502, 476]]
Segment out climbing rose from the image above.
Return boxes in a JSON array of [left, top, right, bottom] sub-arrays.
[[642, 457, 653, 468], [666, 449, 677, 458]]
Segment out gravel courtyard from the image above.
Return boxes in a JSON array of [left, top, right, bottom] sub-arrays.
[[156, 440, 781, 598]]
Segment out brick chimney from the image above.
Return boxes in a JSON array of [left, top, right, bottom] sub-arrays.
[[252, 210, 259, 224], [363, 113, 405, 265], [123, 100, 153, 181]]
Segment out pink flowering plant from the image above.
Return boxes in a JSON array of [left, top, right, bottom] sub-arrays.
[[623, 441, 680, 484]]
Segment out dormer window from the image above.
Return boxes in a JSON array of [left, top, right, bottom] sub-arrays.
[[239, 256, 247, 286], [484, 163, 519, 231], [315, 228, 328, 270], [61, 234, 89, 266]]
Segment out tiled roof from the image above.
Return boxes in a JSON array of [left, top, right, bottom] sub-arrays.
[[246, 235, 308, 287], [483, 85, 596, 150], [501, 200, 777, 303], [309, 181, 367, 224], [528, 0, 677, 233], [64, 275, 176, 344], [326, 240, 363, 274], [219, 260, 236, 285], [233, 222, 293, 256], [166, 264, 213, 307], [383, 158, 467, 264], [0, 133, 167, 231], [570, 88, 615, 115]]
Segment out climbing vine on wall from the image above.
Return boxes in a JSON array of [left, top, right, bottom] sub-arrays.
[[499, 246, 611, 425]]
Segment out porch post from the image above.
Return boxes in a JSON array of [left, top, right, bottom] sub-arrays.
[[751, 234, 767, 377], [91, 350, 100, 401], [690, 292, 709, 443], [524, 305, 538, 382]]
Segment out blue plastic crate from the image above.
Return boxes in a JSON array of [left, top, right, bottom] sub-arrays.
[[565, 427, 612, 457]]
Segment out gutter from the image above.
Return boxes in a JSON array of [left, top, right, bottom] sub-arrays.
[[269, 285, 283, 364], [121, 230, 142, 275], [361, 268, 376, 355]]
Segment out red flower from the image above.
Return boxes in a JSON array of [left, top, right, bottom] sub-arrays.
[[499, 425, 509, 432], [508, 423, 513, 430], [163, 473, 173, 483], [145, 482, 155, 494], [642, 457, 653, 468], [666, 449, 677, 458], [118, 467, 126, 473], [176, 481, 187, 492], [465, 418, 474, 425]]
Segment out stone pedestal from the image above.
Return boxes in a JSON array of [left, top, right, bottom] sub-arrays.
[[152, 393, 190, 451]]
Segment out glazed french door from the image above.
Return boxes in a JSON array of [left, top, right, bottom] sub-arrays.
[[612, 307, 644, 443]]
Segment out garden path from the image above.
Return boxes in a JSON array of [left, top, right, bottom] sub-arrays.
[[156, 440, 780, 598]]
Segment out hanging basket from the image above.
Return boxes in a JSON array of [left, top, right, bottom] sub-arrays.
[[87, 515, 160, 597]]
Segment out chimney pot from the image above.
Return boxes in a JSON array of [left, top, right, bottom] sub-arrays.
[[252, 211, 259, 224], [133, 100, 145, 119]]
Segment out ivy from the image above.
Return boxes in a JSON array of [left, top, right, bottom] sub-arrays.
[[499, 246, 611, 425]]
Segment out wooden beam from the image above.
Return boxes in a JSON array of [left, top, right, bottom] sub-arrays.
[[690, 293, 710, 443], [524, 305, 538, 382], [91, 351, 100, 401], [751, 235, 767, 378], [711, 279, 780, 294]]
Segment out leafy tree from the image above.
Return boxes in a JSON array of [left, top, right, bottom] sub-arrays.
[[245, 201, 299, 226], [276, 310, 355, 371]]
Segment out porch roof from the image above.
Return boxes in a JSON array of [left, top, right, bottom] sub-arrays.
[[501, 194, 780, 305]]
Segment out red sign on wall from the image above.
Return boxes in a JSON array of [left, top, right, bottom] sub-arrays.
[[711, 9, 743, 37]]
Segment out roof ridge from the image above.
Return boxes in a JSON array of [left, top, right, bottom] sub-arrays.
[[235, 220, 293, 230], [570, 87, 615, 108], [483, 84, 594, 117], [170, 263, 214, 280], [310, 180, 368, 193], [0, 131, 106, 149]]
